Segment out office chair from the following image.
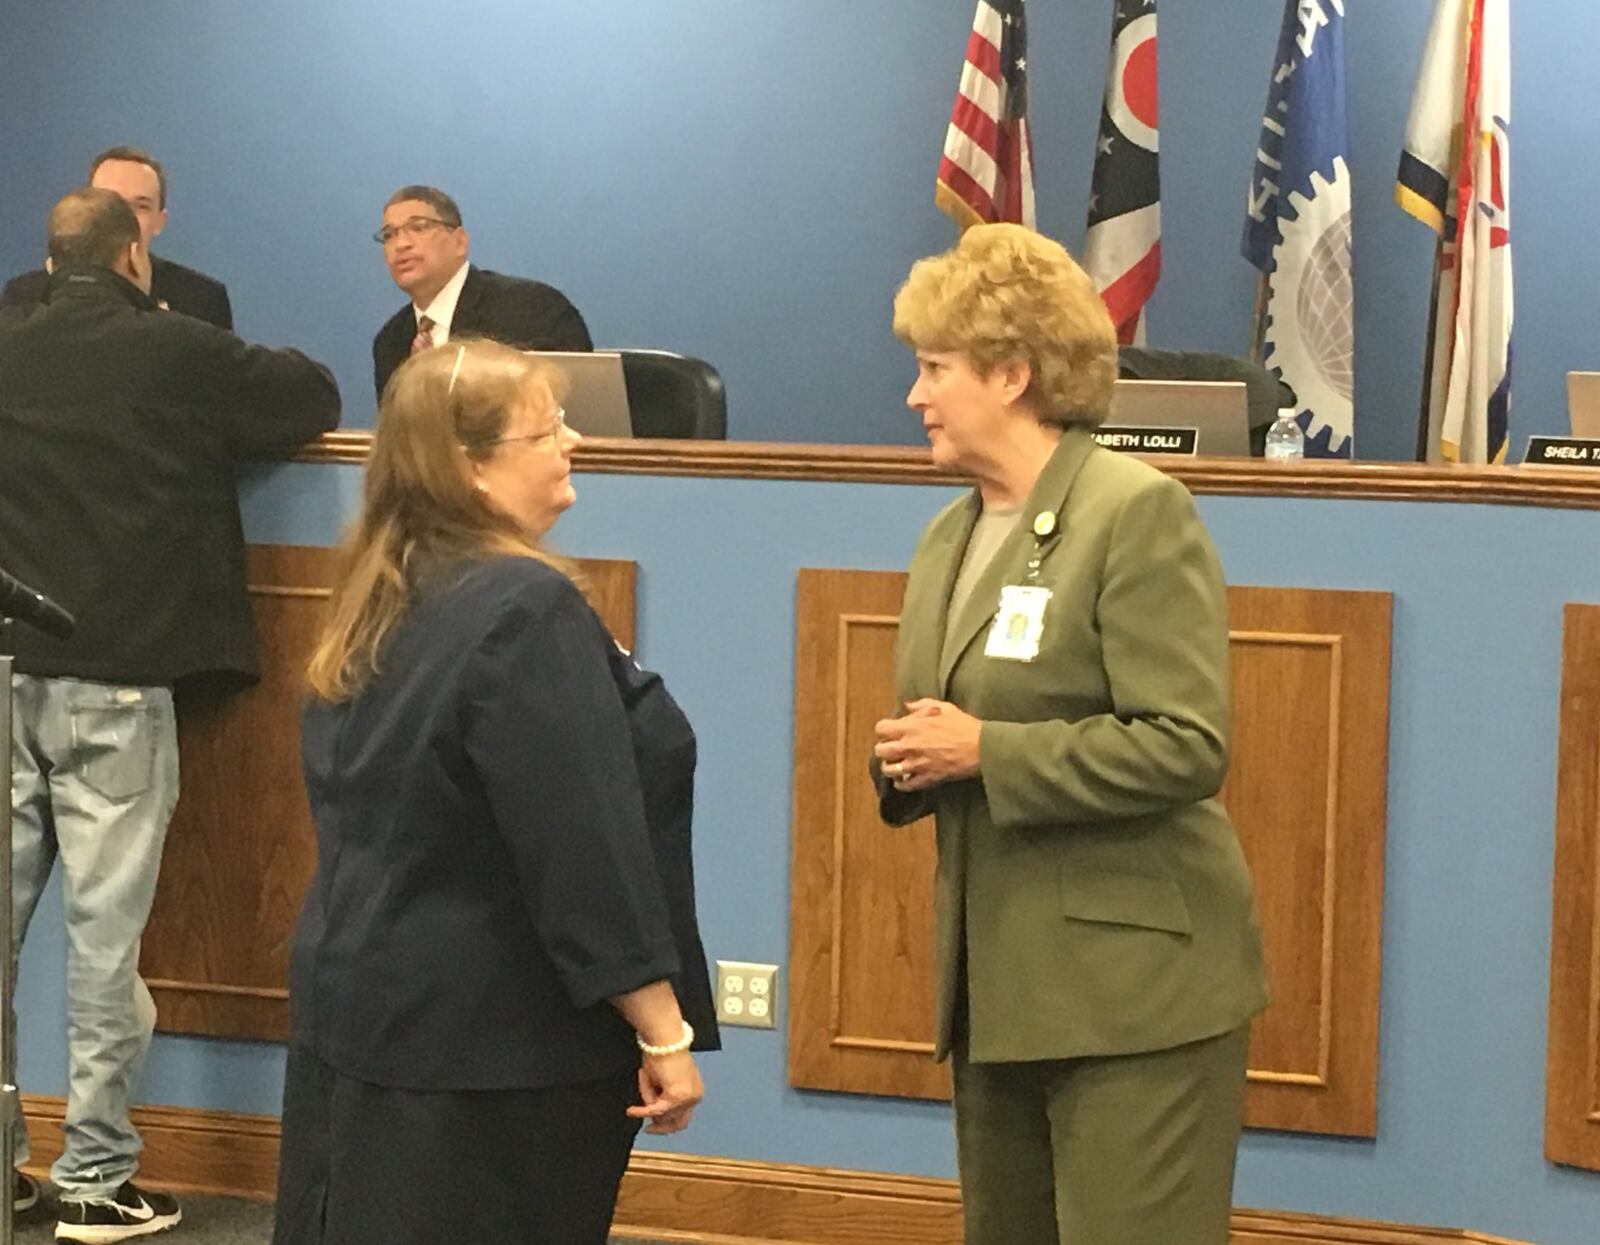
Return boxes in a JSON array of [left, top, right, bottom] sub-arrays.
[[615, 350, 728, 439], [1118, 346, 1296, 457]]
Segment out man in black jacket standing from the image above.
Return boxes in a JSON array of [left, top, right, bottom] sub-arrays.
[[0, 188, 339, 1242], [371, 184, 591, 399], [0, 146, 233, 330]]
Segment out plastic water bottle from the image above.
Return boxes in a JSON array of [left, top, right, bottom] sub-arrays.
[[1263, 408, 1306, 461]]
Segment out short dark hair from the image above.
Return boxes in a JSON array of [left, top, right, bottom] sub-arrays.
[[384, 185, 463, 227], [88, 146, 167, 209], [47, 187, 142, 270]]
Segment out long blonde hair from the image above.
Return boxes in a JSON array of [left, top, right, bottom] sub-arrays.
[[307, 339, 571, 700]]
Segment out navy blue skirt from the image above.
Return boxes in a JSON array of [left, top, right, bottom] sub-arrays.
[[272, 1045, 642, 1245]]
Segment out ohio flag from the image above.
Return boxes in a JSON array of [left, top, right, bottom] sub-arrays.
[[1397, 0, 1512, 464], [1242, 0, 1354, 459], [1083, 0, 1161, 344]]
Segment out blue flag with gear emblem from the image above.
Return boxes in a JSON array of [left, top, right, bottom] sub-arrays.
[[1242, 0, 1353, 458]]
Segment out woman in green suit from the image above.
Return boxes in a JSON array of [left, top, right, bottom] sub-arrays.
[[874, 224, 1269, 1245]]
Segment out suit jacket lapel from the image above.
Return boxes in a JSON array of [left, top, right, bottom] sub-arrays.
[[936, 427, 1099, 694], [451, 264, 483, 334], [905, 494, 980, 701]]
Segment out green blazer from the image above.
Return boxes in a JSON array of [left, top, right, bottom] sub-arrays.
[[880, 427, 1269, 1064]]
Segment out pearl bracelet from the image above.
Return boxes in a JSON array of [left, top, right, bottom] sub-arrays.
[[636, 1021, 695, 1057]]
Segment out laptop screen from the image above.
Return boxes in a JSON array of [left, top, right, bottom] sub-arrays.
[[1567, 372, 1600, 440], [524, 350, 633, 438], [1107, 379, 1252, 457]]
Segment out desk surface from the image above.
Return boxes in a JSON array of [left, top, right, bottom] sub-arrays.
[[300, 433, 1600, 510]]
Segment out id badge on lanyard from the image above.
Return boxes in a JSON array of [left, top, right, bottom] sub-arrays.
[[983, 509, 1059, 663]]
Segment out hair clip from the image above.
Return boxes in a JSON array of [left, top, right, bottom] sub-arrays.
[[447, 344, 467, 394]]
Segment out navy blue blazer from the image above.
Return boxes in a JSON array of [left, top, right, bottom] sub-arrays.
[[290, 556, 717, 1092]]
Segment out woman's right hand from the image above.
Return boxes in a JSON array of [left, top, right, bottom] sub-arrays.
[[629, 1051, 704, 1134], [875, 699, 982, 791]]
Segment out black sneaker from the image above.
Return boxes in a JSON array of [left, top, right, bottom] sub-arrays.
[[54, 1181, 182, 1242], [15, 1170, 40, 1212]]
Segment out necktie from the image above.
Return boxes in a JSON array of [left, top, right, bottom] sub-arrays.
[[411, 314, 435, 356]]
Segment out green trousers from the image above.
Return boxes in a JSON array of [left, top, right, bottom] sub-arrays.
[[952, 1024, 1251, 1245]]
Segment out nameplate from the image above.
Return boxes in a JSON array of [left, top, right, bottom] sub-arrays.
[[1092, 426, 1199, 456], [1524, 437, 1600, 467]]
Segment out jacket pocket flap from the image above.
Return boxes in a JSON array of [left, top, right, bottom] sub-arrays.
[[1060, 871, 1193, 935]]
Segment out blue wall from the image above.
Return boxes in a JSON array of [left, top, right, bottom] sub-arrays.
[[2, 2, 1598, 458], [16, 460, 1600, 1243]]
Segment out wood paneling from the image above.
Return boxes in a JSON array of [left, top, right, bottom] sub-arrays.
[[585, 558, 638, 653], [141, 545, 333, 1040], [1225, 588, 1393, 1138], [788, 571, 1392, 1137], [141, 546, 637, 1041], [15, 1100, 1528, 1245], [305, 433, 1600, 510], [1545, 603, 1600, 1171], [788, 570, 949, 1100]]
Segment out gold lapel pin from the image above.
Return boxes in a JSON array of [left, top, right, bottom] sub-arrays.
[[1032, 511, 1057, 538]]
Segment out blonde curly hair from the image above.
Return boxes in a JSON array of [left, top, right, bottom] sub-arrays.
[[892, 223, 1118, 428]]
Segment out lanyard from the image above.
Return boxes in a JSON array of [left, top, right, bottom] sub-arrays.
[[1025, 510, 1060, 584]]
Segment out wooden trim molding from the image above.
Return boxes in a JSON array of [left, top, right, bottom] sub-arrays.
[[21, 1095, 280, 1201], [294, 432, 1600, 508], [617, 1153, 1531, 1244], [1225, 1210, 1528, 1245], [17, 1099, 1525, 1245]]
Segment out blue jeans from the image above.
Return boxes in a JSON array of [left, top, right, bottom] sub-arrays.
[[8, 674, 179, 1200]]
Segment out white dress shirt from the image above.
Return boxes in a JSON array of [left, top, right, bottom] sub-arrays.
[[415, 261, 471, 344]]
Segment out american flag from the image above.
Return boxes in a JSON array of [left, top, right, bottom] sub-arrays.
[[935, 0, 1036, 230]]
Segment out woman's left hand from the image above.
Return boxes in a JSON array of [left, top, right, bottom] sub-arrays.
[[630, 1051, 703, 1135], [873, 699, 982, 792]]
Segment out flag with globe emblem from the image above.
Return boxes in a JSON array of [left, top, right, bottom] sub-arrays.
[[1083, 0, 1161, 344], [1242, 0, 1354, 459]]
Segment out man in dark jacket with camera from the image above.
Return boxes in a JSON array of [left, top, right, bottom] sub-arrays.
[[0, 187, 339, 1242]]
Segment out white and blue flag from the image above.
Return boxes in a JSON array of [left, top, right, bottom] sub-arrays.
[[1243, 0, 1353, 458]]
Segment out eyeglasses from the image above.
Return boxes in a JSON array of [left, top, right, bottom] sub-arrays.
[[372, 216, 458, 245], [487, 409, 567, 450]]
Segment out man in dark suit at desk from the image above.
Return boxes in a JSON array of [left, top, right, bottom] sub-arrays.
[[371, 184, 591, 398], [0, 146, 233, 330]]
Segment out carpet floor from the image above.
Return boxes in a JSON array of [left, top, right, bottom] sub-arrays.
[[16, 1189, 684, 1243], [15, 1191, 274, 1243]]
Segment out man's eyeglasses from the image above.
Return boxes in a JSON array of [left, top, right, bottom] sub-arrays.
[[372, 216, 458, 245], [486, 409, 567, 450]]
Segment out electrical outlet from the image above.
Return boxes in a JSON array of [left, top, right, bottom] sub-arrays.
[[715, 960, 779, 1029]]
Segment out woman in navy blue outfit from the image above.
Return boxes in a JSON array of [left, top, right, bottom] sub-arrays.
[[273, 340, 717, 1245]]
